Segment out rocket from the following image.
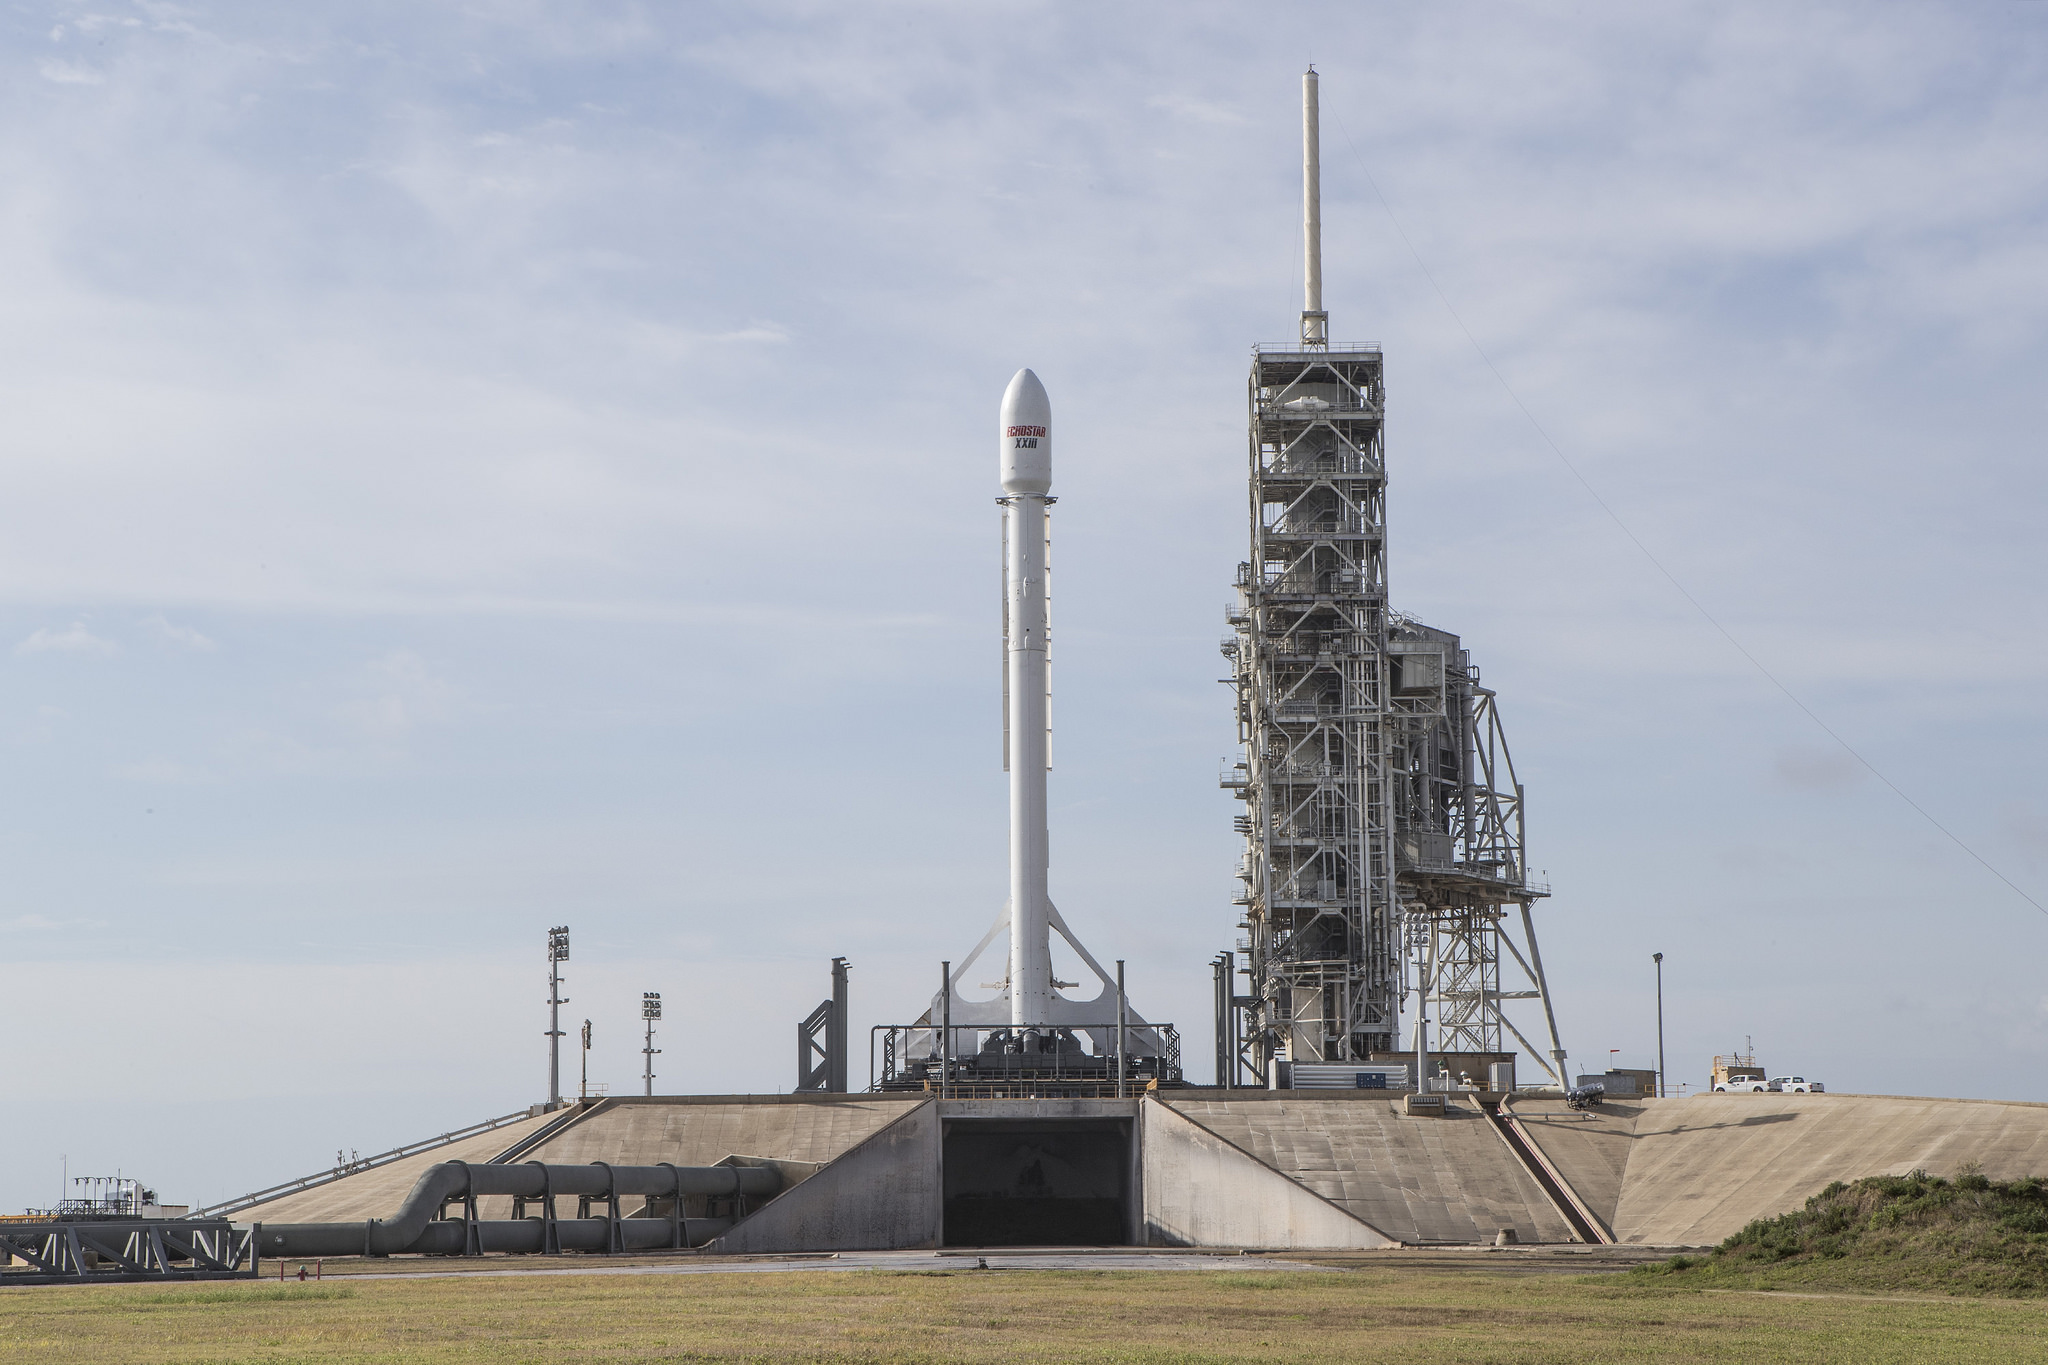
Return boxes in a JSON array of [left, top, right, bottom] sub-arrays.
[[999, 369, 1053, 1032], [909, 367, 1163, 1071]]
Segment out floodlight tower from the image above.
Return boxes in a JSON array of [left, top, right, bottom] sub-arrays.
[[1222, 69, 1570, 1088], [642, 992, 662, 1096], [546, 926, 570, 1108], [580, 1018, 593, 1100]]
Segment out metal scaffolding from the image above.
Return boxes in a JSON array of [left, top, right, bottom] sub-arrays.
[[1221, 351, 1567, 1086], [1220, 68, 1569, 1089]]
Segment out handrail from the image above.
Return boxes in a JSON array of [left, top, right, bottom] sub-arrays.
[[870, 1021, 1183, 1090], [188, 1109, 537, 1219], [1253, 342, 1382, 355]]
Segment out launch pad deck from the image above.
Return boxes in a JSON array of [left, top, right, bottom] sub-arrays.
[[190, 1090, 2048, 1259]]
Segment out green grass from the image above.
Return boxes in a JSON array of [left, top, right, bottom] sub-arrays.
[[125, 1286, 359, 1307], [1638, 1168, 2048, 1298], [2, 1265, 2047, 1363]]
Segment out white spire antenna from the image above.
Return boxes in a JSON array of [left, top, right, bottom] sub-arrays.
[[1301, 65, 1328, 348]]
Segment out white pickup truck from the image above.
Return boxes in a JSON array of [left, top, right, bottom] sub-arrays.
[[1769, 1075, 1824, 1093], [1713, 1073, 1769, 1092]]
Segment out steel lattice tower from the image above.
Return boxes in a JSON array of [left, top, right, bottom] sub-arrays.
[[1221, 69, 1570, 1089]]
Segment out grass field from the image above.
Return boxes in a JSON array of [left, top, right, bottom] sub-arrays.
[[5, 1263, 2048, 1364]]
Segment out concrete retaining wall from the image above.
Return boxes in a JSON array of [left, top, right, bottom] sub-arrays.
[[1141, 1099, 1393, 1248], [708, 1101, 941, 1253]]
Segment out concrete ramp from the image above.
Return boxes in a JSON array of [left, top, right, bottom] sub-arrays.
[[707, 1102, 940, 1253], [520, 1096, 919, 1168], [1501, 1097, 1644, 1233], [238, 1096, 918, 1226], [1142, 1100, 1393, 1249], [1505, 1094, 2048, 1248], [1165, 1095, 1574, 1245], [237, 1109, 566, 1223]]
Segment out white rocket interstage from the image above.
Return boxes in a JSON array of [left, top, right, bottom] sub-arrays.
[[918, 369, 1162, 1060]]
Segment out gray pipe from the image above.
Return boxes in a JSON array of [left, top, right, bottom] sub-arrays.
[[252, 1160, 777, 1259], [256, 1215, 739, 1258]]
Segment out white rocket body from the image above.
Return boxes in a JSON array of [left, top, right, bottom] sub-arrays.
[[1000, 368, 1053, 1031], [915, 368, 1161, 1064]]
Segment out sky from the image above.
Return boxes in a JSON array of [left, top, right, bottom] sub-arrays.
[[1, 1, 2045, 1213]]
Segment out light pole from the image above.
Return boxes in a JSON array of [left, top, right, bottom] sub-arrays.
[[1653, 952, 1666, 1098], [642, 992, 662, 1097], [580, 1018, 593, 1099], [546, 926, 570, 1109]]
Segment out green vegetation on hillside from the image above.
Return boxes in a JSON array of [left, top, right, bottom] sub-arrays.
[[1641, 1168, 2048, 1297]]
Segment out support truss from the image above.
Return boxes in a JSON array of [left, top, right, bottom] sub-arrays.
[[1223, 345, 1569, 1087]]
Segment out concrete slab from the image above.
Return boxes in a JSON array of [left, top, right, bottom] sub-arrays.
[[1164, 1096, 1574, 1245], [1609, 1093, 2048, 1246]]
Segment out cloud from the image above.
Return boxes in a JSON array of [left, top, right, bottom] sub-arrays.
[[338, 650, 457, 740], [14, 622, 118, 657], [37, 59, 104, 86], [2, 914, 63, 931], [114, 757, 208, 784], [143, 614, 217, 651]]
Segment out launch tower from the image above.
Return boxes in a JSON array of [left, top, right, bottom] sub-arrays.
[[1222, 70, 1569, 1088]]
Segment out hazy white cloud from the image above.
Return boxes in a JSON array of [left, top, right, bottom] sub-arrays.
[[142, 614, 216, 651], [14, 622, 118, 657], [338, 650, 457, 740], [113, 756, 209, 784], [36, 59, 103, 85], [11, 703, 70, 740]]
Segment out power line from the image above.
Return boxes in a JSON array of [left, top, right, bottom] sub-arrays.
[[1326, 107, 2046, 920]]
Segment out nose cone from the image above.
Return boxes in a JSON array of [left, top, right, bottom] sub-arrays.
[[999, 368, 1051, 494]]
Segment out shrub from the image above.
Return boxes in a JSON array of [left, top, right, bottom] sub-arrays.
[[1681, 1170, 2048, 1296]]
